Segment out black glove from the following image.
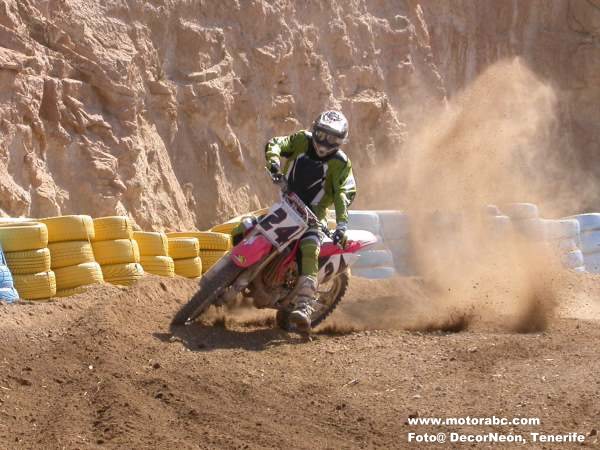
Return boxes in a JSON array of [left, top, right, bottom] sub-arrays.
[[332, 225, 347, 247], [269, 160, 281, 176]]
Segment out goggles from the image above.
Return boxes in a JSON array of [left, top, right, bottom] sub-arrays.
[[313, 129, 345, 148]]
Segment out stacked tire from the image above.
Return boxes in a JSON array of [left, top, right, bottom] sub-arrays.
[[376, 211, 415, 276], [92, 216, 144, 286], [133, 231, 174, 277], [0, 222, 55, 300], [544, 218, 583, 271], [500, 204, 580, 268], [210, 221, 239, 235], [483, 205, 513, 240], [210, 207, 269, 235], [567, 214, 600, 273], [167, 237, 202, 278], [41, 215, 104, 297], [167, 231, 231, 273], [347, 211, 397, 279], [0, 244, 19, 303], [501, 203, 544, 241]]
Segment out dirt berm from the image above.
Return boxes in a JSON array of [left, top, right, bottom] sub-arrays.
[[0, 275, 599, 449]]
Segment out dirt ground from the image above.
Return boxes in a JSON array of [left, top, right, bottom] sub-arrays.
[[0, 274, 599, 449]]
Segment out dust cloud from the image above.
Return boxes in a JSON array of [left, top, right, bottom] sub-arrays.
[[344, 58, 571, 333]]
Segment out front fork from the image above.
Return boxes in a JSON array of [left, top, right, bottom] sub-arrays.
[[213, 247, 282, 306]]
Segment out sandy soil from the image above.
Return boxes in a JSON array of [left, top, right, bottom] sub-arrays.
[[0, 274, 599, 449]]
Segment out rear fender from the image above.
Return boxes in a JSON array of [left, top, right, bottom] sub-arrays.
[[231, 235, 273, 268]]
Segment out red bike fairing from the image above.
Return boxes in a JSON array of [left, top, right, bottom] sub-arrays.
[[319, 240, 363, 258], [230, 235, 273, 268]]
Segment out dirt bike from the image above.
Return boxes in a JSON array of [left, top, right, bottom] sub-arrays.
[[171, 172, 377, 332]]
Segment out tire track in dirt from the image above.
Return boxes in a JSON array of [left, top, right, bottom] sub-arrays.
[[0, 276, 599, 448]]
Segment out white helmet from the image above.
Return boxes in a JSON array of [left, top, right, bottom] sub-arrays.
[[312, 110, 348, 158]]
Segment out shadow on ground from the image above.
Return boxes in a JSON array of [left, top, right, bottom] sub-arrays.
[[156, 321, 311, 352]]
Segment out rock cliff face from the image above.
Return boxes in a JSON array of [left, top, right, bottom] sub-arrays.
[[0, 0, 597, 230], [0, 0, 443, 230]]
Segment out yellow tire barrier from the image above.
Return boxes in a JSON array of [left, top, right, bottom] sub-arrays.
[[168, 238, 199, 259], [166, 231, 231, 251], [198, 250, 228, 273], [174, 256, 203, 278], [0, 223, 48, 252], [250, 207, 269, 216], [101, 262, 144, 286], [38, 215, 94, 242], [54, 262, 104, 290], [209, 208, 268, 235], [210, 221, 239, 235], [0, 218, 34, 225], [48, 241, 95, 269], [4, 248, 51, 274], [92, 239, 140, 265], [133, 231, 168, 256], [0, 221, 37, 226], [92, 216, 133, 241], [55, 286, 88, 298], [140, 255, 175, 277], [13, 271, 56, 300]]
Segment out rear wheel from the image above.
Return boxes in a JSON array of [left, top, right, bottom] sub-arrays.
[[171, 256, 243, 327], [276, 271, 349, 331]]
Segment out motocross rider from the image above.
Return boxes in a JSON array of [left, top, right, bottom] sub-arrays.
[[265, 110, 357, 330]]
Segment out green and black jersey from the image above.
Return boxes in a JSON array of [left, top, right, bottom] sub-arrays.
[[265, 130, 356, 224]]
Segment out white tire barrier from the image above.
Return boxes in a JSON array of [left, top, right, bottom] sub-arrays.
[[386, 239, 411, 259], [354, 250, 394, 269], [0, 287, 18, 302], [562, 214, 600, 273], [352, 266, 396, 280], [394, 258, 417, 276], [486, 215, 512, 237], [549, 237, 579, 253], [348, 211, 381, 235], [566, 213, 600, 233], [484, 204, 501, 216], [375, 211, 410, 240], [579, 231, 600, 254], [344, 207, 597, 275], [544, 219, 580, 241], [0, 246, 18, 302], [561, 250, 584, 270], [386, 239, 415, 275], [372, 235, 388, 251], [584, 251, 600, 273], [502, 202, 539, 220], [513, 218, 546, 241], [0, 263, 14, 289]]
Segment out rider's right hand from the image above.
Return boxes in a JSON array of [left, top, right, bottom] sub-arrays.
[[269, 160, 281, 176], [269, 161, 283, 183]]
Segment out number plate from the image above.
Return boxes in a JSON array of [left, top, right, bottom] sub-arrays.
[[256, 199, 308, 250]]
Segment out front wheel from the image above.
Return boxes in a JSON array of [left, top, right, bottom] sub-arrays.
[[277, 271, 349, 331], [171, 256, 243, 327]]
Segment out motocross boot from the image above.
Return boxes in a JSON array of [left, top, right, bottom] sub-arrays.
[[289, 275, 318, 331]]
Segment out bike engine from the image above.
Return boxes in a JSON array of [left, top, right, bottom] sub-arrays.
[[249, 251, 297, 308]]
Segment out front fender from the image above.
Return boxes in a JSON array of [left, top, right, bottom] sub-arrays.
[[230, 234, 273, 268]]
